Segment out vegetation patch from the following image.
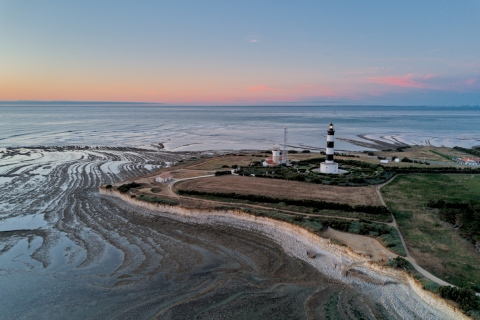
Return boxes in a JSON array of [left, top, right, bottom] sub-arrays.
[[427, 199, 480, 245], [118, 182, 142, 193], [429, 150, 455, 161], [438, 286, 480, 314], [178, 189, 390, 216], [238, 157, 395, 186], [386, 256, 413, 270], [137, 194, 178, 206], [214, 170, 232, 176], [454, 146, 480, 158], [382, 174, 480, 291], [321, 219, 405, 256]]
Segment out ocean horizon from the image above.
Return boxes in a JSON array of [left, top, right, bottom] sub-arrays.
[[1, 104, 479, 151]]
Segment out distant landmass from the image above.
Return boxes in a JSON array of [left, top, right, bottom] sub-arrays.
[[0, 100, 164, 106]]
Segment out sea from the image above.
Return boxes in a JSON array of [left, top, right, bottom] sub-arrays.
[[0, 103, 479, 319], [2, 103, 479, 151]]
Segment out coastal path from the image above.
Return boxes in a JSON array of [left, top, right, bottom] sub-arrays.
[[375, 175, 456, 288], [167, 171, 460, 289]]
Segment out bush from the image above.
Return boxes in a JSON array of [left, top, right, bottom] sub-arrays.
[[387, 256, 412, 269], [105, 184, 112, 189], [215, 170, 232, 176], [118, 182, 141, 193], [422, 281, 440, 293], [439, 286, 480, 312]]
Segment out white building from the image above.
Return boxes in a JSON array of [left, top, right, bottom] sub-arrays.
[[460, 157, 480, 166], [263, 146, 283, 167], [155, 172, 172, 183]]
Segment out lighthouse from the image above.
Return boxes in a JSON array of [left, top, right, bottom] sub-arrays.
[[272, 146, 281, 164], [320, 123, 339, 174]]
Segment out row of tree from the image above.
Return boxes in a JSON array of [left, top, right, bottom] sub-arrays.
[[454, 146, 480, 158], [178, 190, 390, 215], [390, 166, 480, 174]]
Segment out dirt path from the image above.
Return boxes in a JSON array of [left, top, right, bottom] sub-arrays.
[[376, 175, 455, 287], [170, 172, 459, 289]]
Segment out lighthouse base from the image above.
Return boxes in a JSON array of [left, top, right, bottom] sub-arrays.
[[320, 162, 338, 174]]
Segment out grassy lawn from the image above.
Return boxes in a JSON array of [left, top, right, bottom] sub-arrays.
[[382, 174, 480, 291]]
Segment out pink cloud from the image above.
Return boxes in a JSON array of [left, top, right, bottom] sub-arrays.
[[466, 78, 477, 85], [367, 74, 429, 88]]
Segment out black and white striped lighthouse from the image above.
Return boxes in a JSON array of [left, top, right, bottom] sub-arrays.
[[320, 123, 339, 173], [326, 123, 335, 163]]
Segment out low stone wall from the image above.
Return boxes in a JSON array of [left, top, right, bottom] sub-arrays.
[[99, 188, 469, 319]]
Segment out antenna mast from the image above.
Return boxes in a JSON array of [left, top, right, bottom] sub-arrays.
[[283, 126, 288, 164]]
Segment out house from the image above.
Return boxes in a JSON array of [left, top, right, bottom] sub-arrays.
[[460, 157, 480, 166], [380, 159, 389, 164], [262, 158, 277, 167], [155, 172, 172, 183]]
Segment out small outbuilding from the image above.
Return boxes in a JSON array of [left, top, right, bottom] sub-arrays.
[[155, 172, 172, 183]]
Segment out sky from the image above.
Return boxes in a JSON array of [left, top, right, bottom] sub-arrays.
[[1, 1, 479, 106]]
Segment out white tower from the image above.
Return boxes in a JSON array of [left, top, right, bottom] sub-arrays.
[[282, 126, 288, 164], [272, 146, 281, 164], [320, 123, 339, 174]]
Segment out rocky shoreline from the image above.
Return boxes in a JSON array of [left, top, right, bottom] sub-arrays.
[[100, 187, 469, 319]]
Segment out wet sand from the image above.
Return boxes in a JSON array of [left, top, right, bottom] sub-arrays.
[[0, 147, 467, 319]]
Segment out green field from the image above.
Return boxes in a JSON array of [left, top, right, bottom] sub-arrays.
[[382, 174, 480, 291]]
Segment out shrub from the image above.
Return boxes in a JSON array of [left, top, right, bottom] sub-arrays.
[[105, 184, 112, 189], [387, 256, 412, 270], [215, 170, 232, 176], [138, 194, 178, 206], [439, 286, 480, 312], [118, 182, 141, 193]]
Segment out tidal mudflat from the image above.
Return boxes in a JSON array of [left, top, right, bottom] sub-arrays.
[[0, 147, 463, 319]]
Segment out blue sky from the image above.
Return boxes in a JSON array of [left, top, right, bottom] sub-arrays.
[[1, 1, 479, 105]]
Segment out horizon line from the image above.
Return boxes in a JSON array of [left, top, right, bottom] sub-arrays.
[[0, 100, 478, 108]]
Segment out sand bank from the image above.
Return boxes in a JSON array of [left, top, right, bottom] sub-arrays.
[[100, 188, 469, 319]]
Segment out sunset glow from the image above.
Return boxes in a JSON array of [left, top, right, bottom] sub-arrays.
[[1, 1, 479, 105]]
